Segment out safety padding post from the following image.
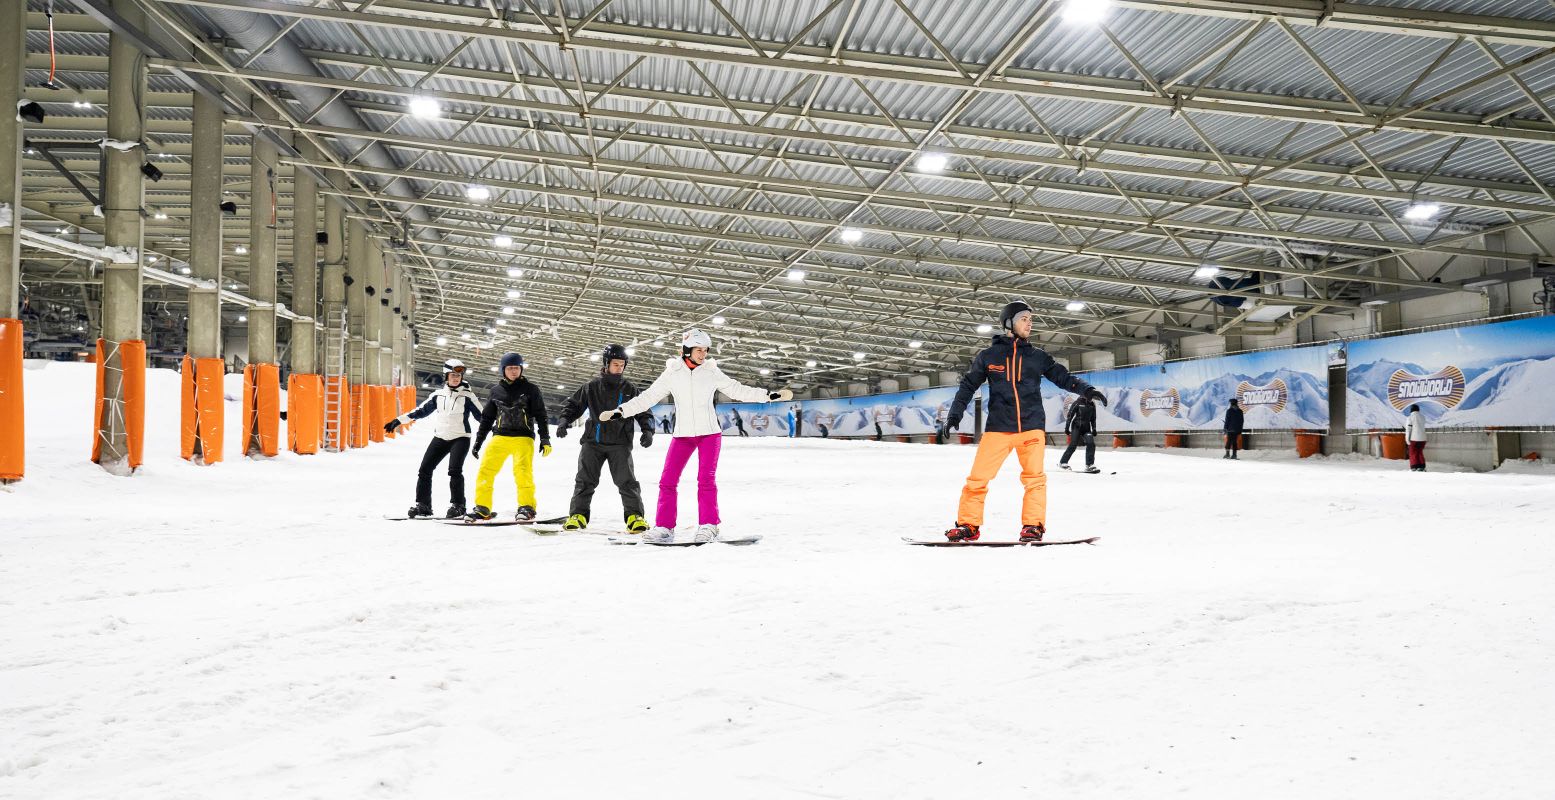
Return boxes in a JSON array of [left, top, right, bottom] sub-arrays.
[[1377, 430, 1407, 460], [401, 386, 415, 430], [1112, 434, 1131, 448], [0, 320, 24, 482], [92, 339, 146, 471], [1295, 431, 1323, 458], [350, 384, 367, 448], [1163, 432, 1185, 448], [240, 363, 282, 457], [287, 374, 324, 455], [180, 356, 226, 464], [365, 385, 384, 443]]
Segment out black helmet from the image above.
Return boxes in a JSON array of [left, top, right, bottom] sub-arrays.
[[999, 300, 1033, 332], [601, 343, 629, 371]]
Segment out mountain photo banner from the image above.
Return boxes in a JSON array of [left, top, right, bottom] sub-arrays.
[[1040, 346, 1331, 432], [1345, 315, 1555, 429]]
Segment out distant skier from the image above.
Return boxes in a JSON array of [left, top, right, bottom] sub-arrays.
[[731, 409, 748, 437], [939, 300, 1103, 542], [467, 352, 552, 521], [555, 344, 654, 533], [385, 358, 482, 518], [1223, 398, 1244, 459], [1058, 394, 1099, 473], [599, 328, 791, 543], [1405, 403, 1428, 472], [660, 415, 672, 434]]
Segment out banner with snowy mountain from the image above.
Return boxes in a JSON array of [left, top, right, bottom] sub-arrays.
[[1345, 315, 1555, 429], [1039, 346, 1331, 432]]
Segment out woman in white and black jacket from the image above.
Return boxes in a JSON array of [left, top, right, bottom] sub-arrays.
[[386, 358, 483, 518]]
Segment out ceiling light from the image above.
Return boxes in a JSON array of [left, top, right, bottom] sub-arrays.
[[554, 358, 564, 365], [502, 307, 515, 315], [1194, 264, 1221, 280], [625, 347, 636, 356], [486, 327, 496, 334], [180, 267, 192, 276], [1061, 0, 1112, 24], [1404, 201, 1441, 222], [461, 333, 471, 339], [805, 360, 817, 368], [712, 316, 726, 326], [556, 384, 564, 390], [72, 99, 92, 109], [237, 314, 247, 322], [590, 352, 601, 362], [506, 289, 522, 299], [747, 299, 762, 306], [234, 245, 247, 255], [838, 227, 863, 244], [1066, 300, 1087, 312], [147, 254, 158, 264], [909, 340, 923, 348], [653, 340, 664, 347], [976, 323, 993, 334], [435, 336, 448, 346], [759, 368, 770, 375], [493, 234, 513, 248], [153, 211, 168, 220], [408, 96, 442, 119], [465, 185, 492, 201], [853, 352, 866, 361], [496, 319, 508, 326], [491, 366, 498, 372], [917, 153, 948, 173], [787, 269, 806, 282], [507, 268, 523, 278]]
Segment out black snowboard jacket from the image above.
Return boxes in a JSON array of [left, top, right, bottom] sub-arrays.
[[948, 334, 1094, 434], [558, 374, 654, 447], [476, 376, 550, 448]]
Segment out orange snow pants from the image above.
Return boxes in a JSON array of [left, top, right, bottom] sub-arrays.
[[957, 430, 1047, 527]]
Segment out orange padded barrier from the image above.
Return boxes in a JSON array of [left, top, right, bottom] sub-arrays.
[[0, 320, 24, 481], [91, 338, 145, 470], [367, 385, 385, 443], [1378, 431, 1407, 460], [350, 385, 367, 448], [240, 363, 281, 457], [288, 373, 324, 454], [1163, 433, 1185, 448], [179, 355, 226, 463], [1295, 432, 1323, 458]]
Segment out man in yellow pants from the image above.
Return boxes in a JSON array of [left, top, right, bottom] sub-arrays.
[[940, 301, 1107, 542], [467, 352, 552, 521]]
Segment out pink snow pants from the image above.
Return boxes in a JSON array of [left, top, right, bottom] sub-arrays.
[[656, 433, 722, 527]]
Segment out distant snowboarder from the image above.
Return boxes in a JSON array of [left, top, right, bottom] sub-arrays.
[[1223, 398, 1244, 459], [1058, 393, 1099, 473], [1405, 403, 1428, 472]]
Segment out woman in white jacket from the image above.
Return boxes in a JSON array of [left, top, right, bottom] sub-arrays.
[[1404, 403, 1429, 472], [385, 359, 483, 518], [601, 329, 791, 542]]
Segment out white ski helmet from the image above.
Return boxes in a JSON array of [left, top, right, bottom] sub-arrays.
[[442, 358, 466, 375], [681, 328, 712, 355]]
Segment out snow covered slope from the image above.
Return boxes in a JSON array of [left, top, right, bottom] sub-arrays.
[[3, 361, 1554, 798]]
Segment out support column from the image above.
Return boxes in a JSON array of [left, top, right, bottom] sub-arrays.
[[291, 145, 319, 375], [379, 252, 396, 387], [0, 0, 25, 483], [346, 219, 369, 446], [97, 0, 148, 471], [246, 99, 279, 366], [183, 65, 225, 463]]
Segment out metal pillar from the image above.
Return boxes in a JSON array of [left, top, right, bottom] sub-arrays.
[[363, 232, 382, 385], [246, 95, 279, 364], [98, 0, 148, 468], [186, 68, 223, 359], [0, 0, 23, 318], [346, 219, 368, 386], [379, 252, 397, 386], [290, 142, 319, 374]]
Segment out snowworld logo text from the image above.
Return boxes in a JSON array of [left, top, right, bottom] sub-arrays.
[[1387, 365, 1466, 410], [1235, 378, 1288, 413], [1139, 388, 1181, 417]]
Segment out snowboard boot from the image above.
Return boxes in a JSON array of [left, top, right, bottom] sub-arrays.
[[515, 505, 537, 523], [564, 514, 588, 531], [1082, 465, 1101, 474], [465, 505, 496, 521], [625, 514, 649, 534], [1059, 463, 1072, 470], [407, 503, 434, 518], [945, 523, 980, 542], [445, 504, 466, 519], [1019, 523, 1046, 543], [642, 526, 675, 543], [693, 524, 720, 543]]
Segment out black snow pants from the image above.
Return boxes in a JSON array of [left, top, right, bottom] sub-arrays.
[[416, 436, 471, 506], [569, 440, 645, 521], [1059, 432, 1095, 467]]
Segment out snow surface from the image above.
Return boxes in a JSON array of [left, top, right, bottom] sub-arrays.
[[4, 361, 1555, 799]]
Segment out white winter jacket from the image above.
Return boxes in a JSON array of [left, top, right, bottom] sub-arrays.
[[616, 357, 771, 437], [398, 384, 483, 440], [1404, 410, 1428, 443]]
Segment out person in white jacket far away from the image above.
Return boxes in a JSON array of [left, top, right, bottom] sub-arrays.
[[1404, 403, 1429, 472], [600, 328, 792, 543]]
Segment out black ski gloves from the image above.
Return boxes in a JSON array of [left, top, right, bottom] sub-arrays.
[[471, 438, 484, 458], [384, 419, 401, 434], [556, 423, 569, 438], [768, 388, 794, 401], [1085, 387, 1108, 406], [640, 431, 653, 448]]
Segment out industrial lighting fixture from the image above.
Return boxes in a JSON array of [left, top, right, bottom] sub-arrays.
[[506, 289, 521, 298], [237, 314, 247, 322], [839, 227, 863, 244], [1404, 200, 1441, 222], [491, 366, 498, 372], [465, 185, 492, 201], [507, 268, 523, 278], [1194, 263, 1221, 279], [17, 101, 45, 124], [461, 333, 471, 340], [759, 368, 771, 375], [805, 360, 818, 368], [233, 245, 248, 255], [625, 347, 636, 357], [747, 299, 762, 306], [71, 98, 91, 109], [1062, 0, 1112, 24], [485, 327, 496, 334], [908, 340, 923, 349], [712, 316, 726, 326], [1066, 300, 1087, 312], [435, 336, 448, 346], [917, 153, 948, 173], [554, 358, 564, 365], [556, 384, 564, 390], [787, 269, 806, 282], [853, 352, 866, 361], [976, 323, 993, 334], [493, 234, 513, 248], [153, 210, 168, 220], [1361, 299, 1390, 308], [496, 319, 508, 326], [408, 96, 442, 119], [589, 352, 601, 362], [502, 307, 516, 315], [180, 267, 192, 276], [653, 340, 663, 348], [140, 162, 163, 182]]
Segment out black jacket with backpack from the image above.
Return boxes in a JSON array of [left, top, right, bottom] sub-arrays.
[[1065, 398, 1097, 437], [475, 376, 550, 448], [558, 374, 654, 447], [1223, 405, 1245, 434]]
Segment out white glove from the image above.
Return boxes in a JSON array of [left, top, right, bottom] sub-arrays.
[[598, 408, 621, 421], [768, 388, 793, 401]]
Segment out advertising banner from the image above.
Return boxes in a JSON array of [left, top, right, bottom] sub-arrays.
[[1040, 346, 1330, 432], [1345, 315, 1555, 429]]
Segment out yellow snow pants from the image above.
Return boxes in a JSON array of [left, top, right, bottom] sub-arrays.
[[474, 435, 536, 509]]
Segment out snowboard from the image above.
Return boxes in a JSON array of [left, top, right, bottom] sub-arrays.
[[608, 535, 762, 547], [444, 513, 565, 528], [901, 536, 1099, 547], [383, 514, 453, 521]]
